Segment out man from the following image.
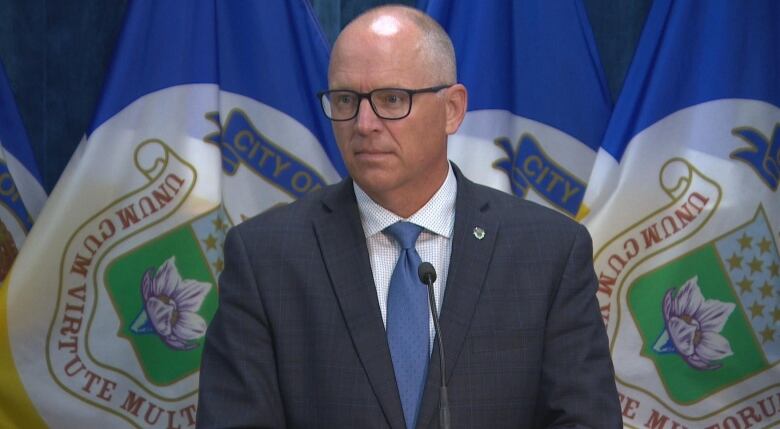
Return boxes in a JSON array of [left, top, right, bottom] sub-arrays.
[[197, 5, 621, 428]]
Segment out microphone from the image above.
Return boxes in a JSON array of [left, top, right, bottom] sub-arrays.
[[418, 261, 437, 284], [418, 262, 450, 429]]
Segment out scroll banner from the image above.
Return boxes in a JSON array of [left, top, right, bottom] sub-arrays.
[[594, 159, 721, 326], [494, 134, 586, 216], [50, 141, 208, 426], [206, 109, 327, 199]]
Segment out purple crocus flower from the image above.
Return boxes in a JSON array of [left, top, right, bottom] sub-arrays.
[[133, 256, 211, 350], [655, 276, 736, 370]]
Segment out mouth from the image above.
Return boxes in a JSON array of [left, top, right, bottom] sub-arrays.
[[354, 149, 393, 161]]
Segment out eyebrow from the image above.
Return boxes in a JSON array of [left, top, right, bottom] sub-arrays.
[[327, 85, 410, 91]]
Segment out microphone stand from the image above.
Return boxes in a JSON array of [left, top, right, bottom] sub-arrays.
[[419, 262, 450, 429]]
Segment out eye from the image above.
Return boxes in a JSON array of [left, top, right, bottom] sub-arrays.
[[336, 94, 355, 105], [384, 94, 400, 104], [376, 91, 407, 106]]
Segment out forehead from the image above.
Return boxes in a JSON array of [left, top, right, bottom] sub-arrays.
[[329, 16, 430, 89]]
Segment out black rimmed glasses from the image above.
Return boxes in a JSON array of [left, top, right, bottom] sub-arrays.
[[317, 84, 453, 121]]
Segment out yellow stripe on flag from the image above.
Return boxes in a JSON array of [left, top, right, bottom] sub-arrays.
[[575, 203, 591, 222], [0, 271, 48, 429]]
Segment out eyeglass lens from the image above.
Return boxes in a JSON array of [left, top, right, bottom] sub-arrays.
[[323, 89, 412, 120]]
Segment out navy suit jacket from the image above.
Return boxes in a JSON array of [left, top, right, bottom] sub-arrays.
[[197, 166, 622, 428]]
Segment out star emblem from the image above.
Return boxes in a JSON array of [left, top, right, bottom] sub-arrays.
[[748, 257, 763, 274], [737, 233, 753, 251], [757, 237, 772, 254], [749, 301, 765, 319], [770, 261, 779, 278], [759, 281, 774, 299], [213, 257, 224, 273], [203, 234, 218, 250], [759, 326, 776, 344], [726, 253, 743, 271], [773, 307, 780, 323], [737, 278, 753, 294], [213, 216, 227, 232]]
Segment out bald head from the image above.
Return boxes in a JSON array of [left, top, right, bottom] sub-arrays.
[[330, 5, 457, 85], [325, 5, 468, 217]]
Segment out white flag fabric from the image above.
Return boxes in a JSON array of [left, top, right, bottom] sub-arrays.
[[0, 1, 341, 427], [423, 0, 612, 218], [582, 0, 780, 427]]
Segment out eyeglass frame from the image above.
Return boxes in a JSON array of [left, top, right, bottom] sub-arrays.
[[316, 84, 454, 121]]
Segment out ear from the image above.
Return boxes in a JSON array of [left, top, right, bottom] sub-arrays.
[[444, 83, 468, 135]]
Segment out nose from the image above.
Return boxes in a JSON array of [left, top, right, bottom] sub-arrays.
[[354, 97, 382, 135]]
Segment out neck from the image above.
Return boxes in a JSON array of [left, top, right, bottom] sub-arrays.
[[365, 162, 449, 218]]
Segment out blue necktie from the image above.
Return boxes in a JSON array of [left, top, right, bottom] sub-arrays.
[[385, 221, 429, 429]]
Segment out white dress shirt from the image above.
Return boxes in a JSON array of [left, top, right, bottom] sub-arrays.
[[353, 165, 456, 353]]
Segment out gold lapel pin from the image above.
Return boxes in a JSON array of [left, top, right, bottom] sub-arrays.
[[473, 226, 485, 240]]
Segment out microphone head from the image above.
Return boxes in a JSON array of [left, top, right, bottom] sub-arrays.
[[418, 262, 437, 284]]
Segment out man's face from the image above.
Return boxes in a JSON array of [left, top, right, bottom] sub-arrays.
[[328, 16, 459, 211]]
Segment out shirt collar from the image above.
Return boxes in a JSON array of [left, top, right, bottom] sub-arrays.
[[354, 163, 457, 238]]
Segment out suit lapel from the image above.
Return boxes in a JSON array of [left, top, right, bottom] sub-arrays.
[[416, 169, 499, 429], [313, 180, 406, 429]]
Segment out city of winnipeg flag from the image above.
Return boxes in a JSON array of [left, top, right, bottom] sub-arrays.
[[422, 0, 612, 217], [0, 60, 46, 280], [0, 1, 341, 427], [582, 1, 780, 427]]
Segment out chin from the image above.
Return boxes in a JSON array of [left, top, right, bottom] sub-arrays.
[[353, 173, 402, 196]]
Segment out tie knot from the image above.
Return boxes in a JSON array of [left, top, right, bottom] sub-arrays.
[[385, 221, 423, 250]]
